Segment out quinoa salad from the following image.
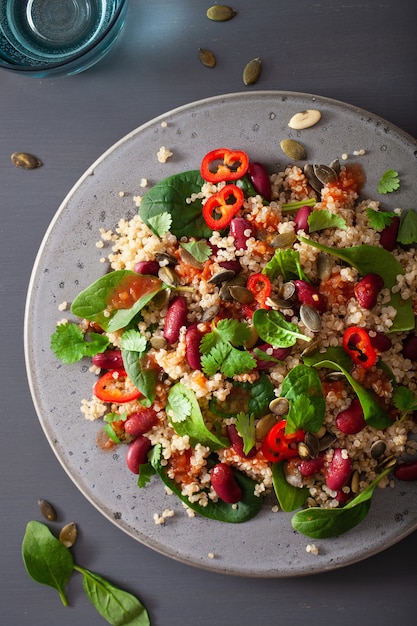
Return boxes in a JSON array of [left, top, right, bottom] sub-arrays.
[[51, 141, 417, 539]]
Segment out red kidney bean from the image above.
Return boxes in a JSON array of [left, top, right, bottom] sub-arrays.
[[126, 436, 152, 474], [394, 460, 417, 481], [354, 273, 384, 309], [124, 408, 159, 437], [335, 398, 366, 435], [299, 453, 325, 477], [325, 448, 352, 491], [379, 216, 400, 251], [92, 349, 123, 370], [134, 260, 160, 275], [369, 330, 392, 352], [185, 324, 204, 370], [211, 463, 243, 504], [163, 296, 187, 344], [229, 217, 255, 250], [402, 334, 417, 361], [226, 424, 257, 458], [218, 260, 242, 274], [294, 279, 327, 313], [247, 161, 272, 201], [294, 205, 313, 233], [335, 490, 351, 504], [252, 343, 291, 370]]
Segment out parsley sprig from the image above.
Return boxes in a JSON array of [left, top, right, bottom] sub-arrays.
[[366, 207, 397, 231], [377, 169, 400, 194], [200, 319, 257, 377]]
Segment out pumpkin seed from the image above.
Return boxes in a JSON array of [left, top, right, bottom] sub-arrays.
[[284, 462, 304, 488], [313, 163, 338, 185], [280, 281, 296, 301], [300, 303, 322, 332], [265, 296, 290, 310], [297, 442, 311, 459], [59, 522, 78, 548], [229, 285, 254, 304], [370, 440, 386, 460], [38, 499, 57, 521], [243, 57, 262, 86], [155, 252, 177, 266], [206, 5, 237, 21], [304, 163, 323, 193], [324, 371, 345, 381], [318, 431, 337, 451], [376, 454, 397, 471], [280, 139, 306, 161], [158, 266, 179, 287], [152, 288, 171, 309], [11, 151, 42, 169], [201, 304, 220, 322], [304, 432, 320, 458], [208, 269, 235, 285], [150, 335, 167, 349], [269, 397, 289, 416], [243, 324, 259, 349], [179, 247, 204, 269], [329, 158, 341, 175], [288, 109, 321, 130], [317, 252, 332, 281], [198, 48, 216, 68], [255, 414, 277, 441], [270, 231, 296, 249]]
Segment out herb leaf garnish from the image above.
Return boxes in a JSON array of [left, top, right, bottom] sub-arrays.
[[377, 168, 400, 194], [50, 322, 110, 364], [180, 240, 212, 263], [271, 462, 309, 512], [200, 319, 257, 377], [253, 309, 312, 348], [280, 364, 325, 434], [397, 209, 417, 245], [262, 248, 308, 282], [121, 329, 156, 405], [147, 212, 172, 237], [366, 207, 397, 230], [235, 412, 256, 455], [308, 209, 347, 233], [392, 386, 417, 422]]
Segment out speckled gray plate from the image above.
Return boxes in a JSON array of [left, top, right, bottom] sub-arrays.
[[24, 91, 417, 577]]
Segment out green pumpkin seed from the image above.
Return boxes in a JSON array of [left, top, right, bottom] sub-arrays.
[[280, 139, 306, 161], [206, 5, 237, 21], [38, 499, 57, 521], [243, 57, 262, 86], [11, 151, 42, 169], [59, 522, 78, 548], [198, 48, 216, 68]]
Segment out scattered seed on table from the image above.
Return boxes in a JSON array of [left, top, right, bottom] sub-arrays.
[[11, 151, 42, 169], [243, 57, 262, 85], [198, 48, 216, 68], [206, 5, 237, 21], [38, 499, 57, 521]]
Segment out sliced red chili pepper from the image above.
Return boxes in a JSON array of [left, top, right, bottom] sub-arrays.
[[200, 148, 249, 183], [246, 273, 271, 309], [202, 184, 244, 230], [342, 326, 377, 368], [94, 369, 141, 403], [261, 419, 304, 463]]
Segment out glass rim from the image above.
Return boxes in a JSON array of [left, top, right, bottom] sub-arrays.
[[0, 0, 127, 73]]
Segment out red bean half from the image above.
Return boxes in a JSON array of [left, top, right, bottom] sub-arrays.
[[226, 424, 256, 458], [354, 273, 384, 309], [126, 436, 152, 474], [134, 260, 160, 275], [92, 349, 123, 370], [394, 460, 417, 481], [294, 279, 327, 313], [379, 216, 400, 251], [325, 448, 352, 491], [163, 296, 188, 344], [211, 463, 243, 503], [402, 334, 417, 361], [294, 205, 313, 233], [185, 324, 204, 370], [124, 408, 159, 437], [247, 161, 272, 201], [335, 398, 366, 435], [229, 217, 255, 250]]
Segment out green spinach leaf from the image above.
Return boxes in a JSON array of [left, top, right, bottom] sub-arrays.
[[74, 565, 150, 626], [299, 237, 414, 332], [397, 209, 417, 245], [308, 209, 347, 233], [209, 374, 275, 419], [150, 445, 263, 523], [22, 521, 74, 606], [280, 364, 325, 433], [139, 170, 213, 239], [166, 383, 228, 450], [253, 309, 312, 348], [262, 248, 308, 282], [271, 462, 309, 512]]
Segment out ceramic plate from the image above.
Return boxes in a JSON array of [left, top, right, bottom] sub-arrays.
[[25, 91, 417, 577]]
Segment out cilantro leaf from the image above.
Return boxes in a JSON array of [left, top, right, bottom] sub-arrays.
[[50, 322, 110, 364], [393, 386, 417, 422], [104, 412, 128, 423], [200, 319, 257, 377], [147, 212, 172, 237], [235, 412, 256, 455], [137, 462, 156, 488], [180, 240, 211, 263], [397, 209, 417, 245], [121, 329, 147, 353], [366, 208, 397, 231], [166, 388, 192, 423], [377, 169, 400, 194], [308, 209, 347, 233]]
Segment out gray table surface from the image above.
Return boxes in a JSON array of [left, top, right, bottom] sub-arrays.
[[1, 1, 416, 625]]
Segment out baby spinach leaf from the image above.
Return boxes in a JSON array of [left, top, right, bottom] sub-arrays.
[[308, 209, 347, 233], [235, 412, 256, 455], [74, 565, 150, 626], [397, 209, 417, 245], [71, 271, 164, 333], [122, 349, 157, 405], [291, 467, 391, 538], [22, 521, 74, 606], [209, 374, 274, 419], [253, 309, 312, 348], [299, 237, 414, 332], [262, 248, 308, 282], [303, 346, 392, 429], [271, 462, 309, 512], [139, 170, 213, 239], [166, 383, 228, 450], [150, 445, 263, 523], [280, 364, 325, 434], [180, 240, 211, 263]]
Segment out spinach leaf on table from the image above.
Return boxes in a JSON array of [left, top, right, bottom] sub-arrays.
[[139, 170, 213, 239]]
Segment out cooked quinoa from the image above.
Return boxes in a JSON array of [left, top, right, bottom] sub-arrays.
[[62, 156, 417, 532]]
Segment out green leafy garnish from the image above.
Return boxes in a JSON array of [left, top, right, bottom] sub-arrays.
[[166, 383, 228, 449], [180, 240, 212, 263], [392, 386, 417, 422], [147, 211, 172, 237], [397, 209, 417, 245], [308, 209, 347, 233], [121, 329, 156, 404], [209, 374, 274, 419], [104, 412, 128, 423], [291, 467, 392, 538], [271, 462, 309, 512], [121, 329, 147, 353], [366, 207, 397, 231], [281, 198, 316, 211], [22, 521, 150, 625], [235, 412, 256, 455], [262, 248, 308, 282], [50, 322, 109, 364], [200, 319, 257, 377], [280, 364, 325, 434], [377, 168, 400, 194], [253, 309, 311, 348]]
